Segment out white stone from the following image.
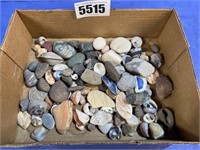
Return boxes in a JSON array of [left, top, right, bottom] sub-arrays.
[[110, 37, 132, 53], [102, 50, 122, 66], [90, 111, 113, 126], [98, 123, 113, 134], [17, 111, 31, 129], [101, 45, 110, 53], [93, 37, 106, 50], [131, 36, 143, 48]]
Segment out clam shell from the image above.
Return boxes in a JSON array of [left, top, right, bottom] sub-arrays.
[[94, 63, 106, 76], [45, 70, 55, 85], [98, 123, 113, 134], [108, 126, 121, 140], [139, 122, 149, 138], [39, 52, 64, 66]]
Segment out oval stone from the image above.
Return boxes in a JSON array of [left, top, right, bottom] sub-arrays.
[[102, 50, 122, 66], [81, 69, 102, 85], [110, 37, 131, 53]]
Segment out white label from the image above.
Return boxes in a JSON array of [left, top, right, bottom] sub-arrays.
[[74, 0, 110, 19]]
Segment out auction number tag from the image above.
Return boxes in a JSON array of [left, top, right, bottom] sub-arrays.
[[74, 0, 110, 19]]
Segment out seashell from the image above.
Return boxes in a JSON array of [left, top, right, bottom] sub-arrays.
[[139, 122, 149, 138], [81, 87, 91, 96], [90, 111, 112, 126], [71, 74, 78, 80], [102, 75, 120, 95], [143, 99, 158, 110], [149, 123, 164, 139], [108, 126, 121, 140], [31, 126, 46, 142], [75, 124, 85, 131], [36, 48, 47, 58], [31, 115, 42, 127], [70, 91, 84, 105], [146, 70, 159, 84], [98, 54, 102, 61], [157, 108, 174, 131], [74, 109, 90, 126], [37, 36, 47, 45], [32, 44, 41, 52], [39, 52, 64, 66], [135, 76, 147, 93], [100, 107, 114, 114], [83, 103, 97, 116], [143, 107, 157, 114], [98, 123, 113, 134], [53, 70, 62, 80], [101, 45, 109, 53], [140, 54, 149, 62], [116, 92, 132, 120], [125, 115, 139, 126], [45, 70, 55, 85], [93, 63, 106, 76], [50, 104, 58, 115], [106, 89, 117, 99], [17, 111, 31, 130], [53, 64, 68, 71], [86, 123, 96, 131], [143, 113, 155, 123], [131, 36, 143, 48], [71, 81, 78, 87]]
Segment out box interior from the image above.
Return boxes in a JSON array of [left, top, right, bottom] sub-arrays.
[[0, 9, 199, 145]]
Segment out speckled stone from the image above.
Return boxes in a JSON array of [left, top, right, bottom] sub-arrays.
[[62, 68, 74, 77], [35, 63, 49, 79], [24, 69, 38, 87], [81, 69, 102, 85], [67, 53, 85, 68], [105, 61, 120, 82], [117, 73, 136, 91], [29, 87, 48, 101], [110, 37, 132, 53], [37, 78, 50, 92], [28, 61, 39, 72], [150, 53, 163, 68], [133, 106, 144, 118], [126, 91, 150, 105], [72, 64, 85, 76]]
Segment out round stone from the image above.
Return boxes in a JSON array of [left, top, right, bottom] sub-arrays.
[[93, 37, 106, 50], [62, 68, 74, 77], [67, 53, 85, 68], [131, 36, 143, 48], [27, 61, 39, 72], [35, 63, 49, 79], [61, 75, 73, 87], [117, 73, 136, 91], [72, 64, 85, 76], [110, 37, 132, 53], [42, 113, 55, 130], [24, 69, 38, 87], [151, 44, 160, 53], [37, 78, 50, 92]]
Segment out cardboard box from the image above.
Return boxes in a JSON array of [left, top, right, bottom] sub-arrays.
[[0, 9, 199, 146]]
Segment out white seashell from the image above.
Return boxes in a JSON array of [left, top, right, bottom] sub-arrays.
[[74, 109, 90, 126], [143, 99, 158, 110], [50, 104, 58, 115], [83, 103, 97, 116], [71, 74, 78, 80], [93, 37, 106, 50], [98, 123, 113, 134], [75, 124, 85, 131], [71, 82, 78, 87], [125, 115, 140, 125], [131, 36, 143, 48], [100, 107, 114, 114], [38, 36, 47, 45], [31, 115, 42, 127], [143, 113, 155, 123], [45, 70, 55, 85], [90, 111, 113, 126], [93, 63, 106, 76], [53, 64, 68, 71]]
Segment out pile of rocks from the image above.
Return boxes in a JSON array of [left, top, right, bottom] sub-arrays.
[[18, 36, 174, 141]]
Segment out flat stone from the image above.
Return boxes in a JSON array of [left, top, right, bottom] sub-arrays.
[[72, 63, 85, 76], [117, 73, 136, 91], [42, 113, 55, 130], [125, 58, 155, 77], [45, 96, 53, 110], [53, 41, 76, 59], [81, 69, 102, 85], [156, 75, 173, 100], [53, 64, 68, 71], [31, 126, 46, 142], [79, 42, 93, 53], [126, 91, 150, 105], [28, 61, 39, 72], [102, 50, 122, 66], [62, 68, 74, 77], [85, 51, 101, 59], [17, 111, 31, 129], [98, 123, 113, 134], [116, 92, 132, 119], [52, 100, 73, 134], [93, 37, 107, 50], [110, 37, 131, 53], [105, 61, 120, 82], [29, 87, 47, 101], [61, 75, 73, 87], [87, 90, 115, 108], [74, 109, 90, 125], [39, 52, 64, 66], [42, 41, 53, 52], [49, 80, 69, 103], [24, 69, 38, 87], [115, 65, 125, 75], [90, 111, 113, 126], [150, 53, 163, 68], [35, 63, 49, 79], [20, 99, 30, 111], [102, 75, 120, 95], [67, 53, 85, 68], [150, 44, 160, 53], [37, 78, 50, 92]]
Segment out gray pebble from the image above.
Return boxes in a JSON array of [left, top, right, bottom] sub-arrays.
[[79, 42, 93, 53], [150, 53, 163, 68], [61, 75, 73, 87], [122, 55, 132, 65], [115, 65, 126, 75], [117, 73, 136, 91], [85, 51, 101, 59], [133, 106, 144, 118], [86, 123, 96, 131], [72, 64, 85, 76], [126, 91, 150, 105], [29, 87, 47, 101], [35, 63, 49, 79], [67, 53, 85, 68], [20, 99, 30, 111], [67, 40, 80, 49], [28, 100, 47, 115], [105, 61, 120, 82], [75, 78, 84, 86], [68, 86, 84, 92], [24, 69, 38, 87], [28, 61, 38, 72], [31, 126, 46, 142], [62, 68, 74, 77], [42, 113, 55, 130], [86, 58, 99, 70], [151, 44, 160, 53], [37, 78, 50, 92]]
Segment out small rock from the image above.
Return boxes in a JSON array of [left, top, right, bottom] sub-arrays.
[[67, 40, 80, 49], [72, 64, 85, 76], [42, 41, 53, 52], [32, 44, 41, 52], [28, 99, 47, 115], [24, 69, 38, 87], [31, 115, 42, 127], [81, 87, 91, 95], [61, 75, 73, 87], [117, 73, 136, 91], [93, 37, 107, 50], [74, 109, 90, 126], [98, 123, 113, 134], [70, 91, 84, 105], [36, 36, 47, 45], [150, 44, 160, 53], [114, 113, 123, 127], [146, 70, 160, 84], [53, 70, 62, 80], [53, 41, 76, 59], [93, 63, 106, 76], [75, 78, 84, 86], [116, 92, 132, 119], [20, 99, 30, 111], [149, 123, 164, 139], [17, 111, 31, 129], [110, 37, 131, 53], [35, 63, 49, 79], [40, 52, 64, 66], [86, 123, 96, 131], [45, 70, 55, 85], [140, 54, 149, 62], [62, 68, 74, 77], [125, 115, 139, 126], [67, 53, 85, 68], [79, 42, 93, 53], [42, 113, 55, 130], [121, 123, 137, 137], [102, 50, 122, 66], [37, 78, 50, 92], [131, 36, 143, 48], [135, 76, 147, 93], [81, 69, 102, 85], [86, 58, 99, 70], [31, 126, 46, 142], [140, 122, 149, 138], [75, 124, 85, 131], [86, 51, 101, 59], [49, 80, 69, 103], [125, 58, 155, 77], [129, 48, 142, 58], [133, 106, 144, 118], [122, 55, 132, 65], [29, 87, 47, 101], [87, 90, 115, 108], [53, 64, 68, 71], [108, 126, 121, 140], [115, 65, 125, 75], [52, 100, 73, 134], [150, 53, 163, 68], [102, 75, 120, 95], [27, 61, 39, 72], [156, 75, 173, 100], [90, 111, 113, 126], [101, 45, 110, 53], [44, 96, 53, 110], [106, 89, 117, 99], [126, 91, 150, 105], [105, 61, 120, 82], [35, 48, 47, 58]]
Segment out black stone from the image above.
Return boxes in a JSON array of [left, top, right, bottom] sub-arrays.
[[61, 75, 73, 87], [72, 63, 85, 76]]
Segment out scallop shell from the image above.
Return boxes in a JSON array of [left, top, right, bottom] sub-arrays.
[[39, 52, 64, 66], [93, 63, 106, 76]]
